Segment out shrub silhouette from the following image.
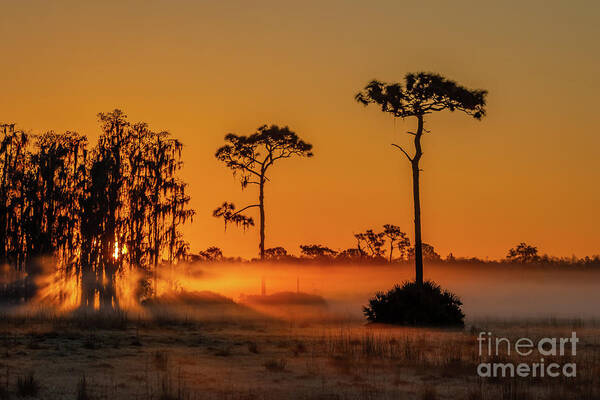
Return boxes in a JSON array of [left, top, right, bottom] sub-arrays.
[[363, 280, 464, 326], [506, 242, 539, 263], [299, 244, 337, 259]]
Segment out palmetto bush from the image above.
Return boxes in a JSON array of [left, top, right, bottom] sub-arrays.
[[364, 280, 464, 326]]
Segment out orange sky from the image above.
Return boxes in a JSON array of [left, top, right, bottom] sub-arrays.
[[1, 1, 599, 259]]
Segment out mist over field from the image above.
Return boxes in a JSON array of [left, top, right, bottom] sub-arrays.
[[175, 262, 600, 321]]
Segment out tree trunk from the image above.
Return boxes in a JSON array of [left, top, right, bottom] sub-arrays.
[[412, 115, 424, 286], [259, 178, 265, 259], [80, 264, 95, 310], [389, 241, 394, 263], [101, 269, 117, 311]]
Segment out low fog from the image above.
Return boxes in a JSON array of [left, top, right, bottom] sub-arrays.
[[167, 262, 600, 321]]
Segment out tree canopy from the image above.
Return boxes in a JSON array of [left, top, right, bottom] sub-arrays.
[[214, 124, 313, 258], [355, 72, 487, 120], [215, 124, 313, 190]]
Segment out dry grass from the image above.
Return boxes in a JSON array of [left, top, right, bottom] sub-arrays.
[[263, 358, 287, 372], [0, 310, 597, 399], [17, 372, 39, 397], [76, 374, 91, 400]]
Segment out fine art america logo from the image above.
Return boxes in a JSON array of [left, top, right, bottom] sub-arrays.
[[477, 331, 578, 378]]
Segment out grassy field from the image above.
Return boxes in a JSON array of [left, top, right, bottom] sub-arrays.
[[1, 308, 599, 400]]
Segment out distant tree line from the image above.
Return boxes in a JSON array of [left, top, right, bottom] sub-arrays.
[[0, 111, 194, 308], [191, 239, 600, 268], [194, 223, 436, 264]]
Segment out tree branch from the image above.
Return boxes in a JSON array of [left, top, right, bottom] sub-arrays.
[[226, 158, 262, 178], [232, 204, 260, 216], [391, 143, 413, 162]]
